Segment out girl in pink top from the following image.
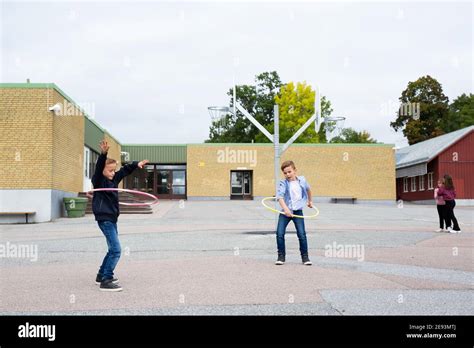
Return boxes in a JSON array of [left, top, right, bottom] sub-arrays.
[[437, 175, 461, 233], [434, 180, 447, 232]]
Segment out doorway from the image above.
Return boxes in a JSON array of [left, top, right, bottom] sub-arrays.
[[230, 170, 253, 200]]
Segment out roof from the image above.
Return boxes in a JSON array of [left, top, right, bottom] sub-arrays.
[[121, 144, 187, 163], [396, 125, 474, 169]]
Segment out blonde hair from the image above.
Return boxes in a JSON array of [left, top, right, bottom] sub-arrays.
[[106, 158, 117, 165]]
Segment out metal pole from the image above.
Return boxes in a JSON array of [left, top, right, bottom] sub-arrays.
[[233, 77, 236, 117], [274, 105, 280, 223]]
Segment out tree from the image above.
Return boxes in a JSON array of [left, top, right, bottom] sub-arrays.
[[390, 75, 449, 145], [255, 81, 334, 143], [442, 93, 474, 133], [330, 128, 377, 143], [317, 96, 334, 143], [206, 71, 282, 143], [206, 72, 334, 143]]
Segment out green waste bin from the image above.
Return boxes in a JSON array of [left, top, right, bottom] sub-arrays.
[[63, 197, 88, 218]]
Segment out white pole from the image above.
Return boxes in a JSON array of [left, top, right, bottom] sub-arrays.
[[233, 76, 236, 117], [274, 104, 280, 223]]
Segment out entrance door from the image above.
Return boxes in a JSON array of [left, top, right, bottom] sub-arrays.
[[125, 164, 187, 200], [156, 165, 187, 200], [230, 171, 253, 200], [156, 170, 172, 199]]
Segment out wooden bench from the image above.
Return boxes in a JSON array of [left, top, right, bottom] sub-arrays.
[[0, 212, 36, 223], [331, 197, 357, 204]]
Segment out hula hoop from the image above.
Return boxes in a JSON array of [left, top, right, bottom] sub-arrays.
[[261, 197, 319, 219], [87, 188, 159, 207]]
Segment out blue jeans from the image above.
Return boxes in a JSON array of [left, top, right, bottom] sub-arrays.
[[97, 221, 121, 280], [276, 210, 308, 256]]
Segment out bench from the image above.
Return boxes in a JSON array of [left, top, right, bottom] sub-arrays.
[[331, 197, 357, 204], [0, 212, 36, 223]]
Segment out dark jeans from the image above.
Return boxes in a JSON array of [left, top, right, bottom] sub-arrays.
[[276, 210, 309, 256], [444, 200, 460, 231], [436, 205, 447, 229], [97, 220, 121, 280]]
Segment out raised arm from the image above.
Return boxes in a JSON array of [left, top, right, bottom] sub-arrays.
[[91, 140, 109, 186], [114, 159, 149, 183]]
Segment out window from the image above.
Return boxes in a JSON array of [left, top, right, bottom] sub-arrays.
[[84, 147, 90, 177], [419, 175, 425, 191], [403, 177, 409, 193], [411, 177, 417, 192], [86, 148, 100, 179], [427, 172, 434, 190]]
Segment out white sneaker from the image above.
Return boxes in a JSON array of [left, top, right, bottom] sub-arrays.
[[455, 230, 462, 233], [435, 228, 444, 232], [447, 227, 456, 234]]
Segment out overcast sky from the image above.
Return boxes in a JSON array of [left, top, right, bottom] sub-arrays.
[[1, 1, 472, 147]]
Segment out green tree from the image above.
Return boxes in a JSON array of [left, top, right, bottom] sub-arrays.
[[254, 81, 333, 143], [317, 96, 335, 143], [442, 93, 474, 132], [206, 71, 282, 143], [330, 128, 377, 143], [207, 73, 333, 143], [390, 75, 449, 145]]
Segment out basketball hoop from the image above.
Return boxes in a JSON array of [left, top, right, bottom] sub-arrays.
[[323, 116, 346, 141], [208, 106, 232, 132]]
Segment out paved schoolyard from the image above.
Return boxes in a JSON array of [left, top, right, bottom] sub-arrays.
[[0, 201, 472, 315]]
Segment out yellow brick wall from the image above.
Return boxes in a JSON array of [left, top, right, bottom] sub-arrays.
[[50, 88, 84, 193], [1, 86, 124, 193], [187, 144, 396, 200], [0, 88, 54, 189], [285, 145, 396, 200]]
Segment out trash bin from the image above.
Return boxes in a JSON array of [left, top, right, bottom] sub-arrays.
[[63, 197, 88, 218]]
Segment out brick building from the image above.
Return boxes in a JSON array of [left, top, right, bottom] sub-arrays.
[[1, 83, 397, 222]]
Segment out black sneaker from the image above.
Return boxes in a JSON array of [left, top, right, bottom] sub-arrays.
[[95, 275, 119, 285], [275, 254, 285, 265], [302, 254, 312, 266], [99, 279, 123, 292]]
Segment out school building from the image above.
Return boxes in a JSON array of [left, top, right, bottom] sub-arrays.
[[1, 83, 396, 223]]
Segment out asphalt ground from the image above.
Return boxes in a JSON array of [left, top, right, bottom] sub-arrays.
[[0, 200, 472, 315]]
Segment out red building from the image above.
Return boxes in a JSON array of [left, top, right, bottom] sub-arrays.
[[396, 126, 474, 204]]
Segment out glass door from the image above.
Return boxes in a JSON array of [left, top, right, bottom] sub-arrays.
[[230, 171, 253, 200], [231, 171, 243, 195], [144, 165, 154, 194], [155, 165, 187, 199], [125, 164, 187, 200], [171, 170, 186, 199], [156, 170, 171, 199]]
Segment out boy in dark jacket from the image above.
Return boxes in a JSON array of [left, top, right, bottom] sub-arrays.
[[92, 140, 148, 291]]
